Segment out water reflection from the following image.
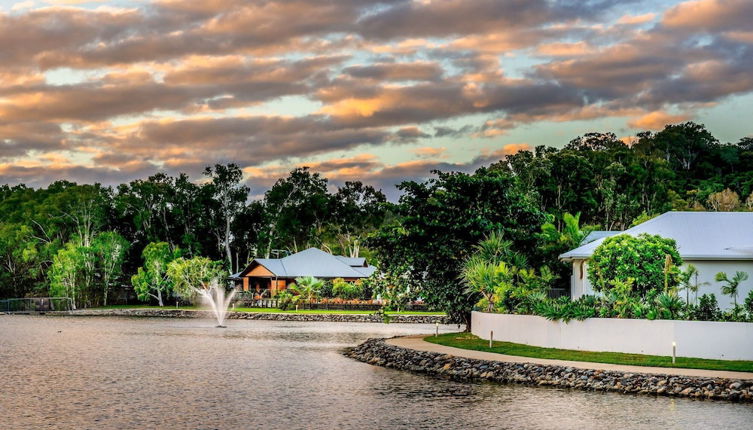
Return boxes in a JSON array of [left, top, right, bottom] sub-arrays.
[[1, 315, 751, 430]]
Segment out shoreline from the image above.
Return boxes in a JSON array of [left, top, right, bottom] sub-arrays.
[[344, 337, 753, 402], [39, 308, 451, 324]]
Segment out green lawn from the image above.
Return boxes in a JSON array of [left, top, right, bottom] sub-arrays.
[[89, 304, 444, 316], [425, 332, 753, 373]]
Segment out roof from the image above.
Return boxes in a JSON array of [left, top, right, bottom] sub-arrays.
[[580, 231, 620, 246], [560, 211, 753, 261], [240, 247, 376, 279]]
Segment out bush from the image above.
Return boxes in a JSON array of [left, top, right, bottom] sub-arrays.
[[276, 290, 297, 310], [319, 280, 334, 298], [588, 233, 682, 297], [746, 290, 753, 318], [690, 294, 721, 321], [332, 278, 364, 300]]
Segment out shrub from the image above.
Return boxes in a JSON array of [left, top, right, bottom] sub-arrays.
[[332, 278, 364, 300], [690, 293, 721, 321], [319, 280, 334, 298], [276, 290, 297, 310], [745, 290, 753, 318], [588, 233, 682, 297]]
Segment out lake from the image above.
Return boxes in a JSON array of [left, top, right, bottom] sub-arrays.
[[1, 315, 751, 429]]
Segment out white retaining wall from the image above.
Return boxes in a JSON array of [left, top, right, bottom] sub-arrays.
[[471, 312, 753, 361]]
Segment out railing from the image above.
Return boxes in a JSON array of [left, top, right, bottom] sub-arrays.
[[0, 297, 74, 313]]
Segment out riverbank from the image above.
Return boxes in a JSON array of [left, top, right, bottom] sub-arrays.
[[44, 308, 451, 324], [426, 333, 753, 372], [345, 337, 753, 402]]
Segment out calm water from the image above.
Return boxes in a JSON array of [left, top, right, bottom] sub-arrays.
[[1, 316, 752, 429]]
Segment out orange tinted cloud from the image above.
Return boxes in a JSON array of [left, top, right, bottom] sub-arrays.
[[628, 111, 692, 130]]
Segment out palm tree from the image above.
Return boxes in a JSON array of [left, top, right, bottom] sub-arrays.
[[472, 230, 528, 269], [538, 212, 598, 256], [680, 264, 709, 306], [291, 276, 324, 303], [461, 259, 513, 313], [715, 271, 749, 307]]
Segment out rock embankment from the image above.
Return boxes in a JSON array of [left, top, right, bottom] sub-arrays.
[[46, 308, 449, 324], [344, 338, 753, 402]]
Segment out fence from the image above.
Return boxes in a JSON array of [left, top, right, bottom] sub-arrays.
[[234, 297, 432, 312], [1, 297, 74, 313]]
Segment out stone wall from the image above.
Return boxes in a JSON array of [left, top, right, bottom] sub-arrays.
[[345, 338, 753, 402], [45, 308, 450, 324]]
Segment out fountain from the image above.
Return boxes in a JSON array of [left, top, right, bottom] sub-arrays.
[[195, 280, 237, 328]]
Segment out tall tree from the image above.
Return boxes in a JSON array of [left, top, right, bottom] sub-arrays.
[[368, 167, 544, 327], [202, 164, 249, 273]]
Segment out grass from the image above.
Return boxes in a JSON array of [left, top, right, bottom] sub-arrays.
[[89, 304, 444, 316], [425, 332, 753, 373]]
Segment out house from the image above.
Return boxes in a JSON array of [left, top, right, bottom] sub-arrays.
[[559, 212, 753, 309], [230, 247, 377, 296]]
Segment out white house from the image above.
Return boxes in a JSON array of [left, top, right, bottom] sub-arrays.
[[559, 211, 753, 309]]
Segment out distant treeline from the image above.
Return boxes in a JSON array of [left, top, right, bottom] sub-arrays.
[[1, 122, 752, 311]]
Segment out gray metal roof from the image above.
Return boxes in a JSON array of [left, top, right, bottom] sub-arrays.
[[580, 231, 621, 245], [244, 248, 376, 278], [560, 211, 753, 261]]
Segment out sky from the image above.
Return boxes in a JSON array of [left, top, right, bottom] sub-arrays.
[[1, 0, 752, 198]]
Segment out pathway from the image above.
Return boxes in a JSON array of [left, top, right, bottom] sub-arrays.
[[387, 335, 753, 380]]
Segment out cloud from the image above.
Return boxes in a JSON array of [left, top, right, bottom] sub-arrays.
[[616, 13, 655, 25], [1, 0, 753, 195], [662, 0, 753, 31], [628, 111, 693, 130]]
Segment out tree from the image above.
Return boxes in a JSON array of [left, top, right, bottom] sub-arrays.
[[368, 168, 544, 327], [679, 264, 708, 306], [588, 233, 683, 297], [715, 271, 749, 307], [131, 242, 181, 306], [49, 242, 86, 309], [326, 181, 388, 258], [707, 188, 741, 211], [203, 164, 250, 273], [166, 256, 226, 301], [260, 167, 329, 257], [93, 232, 129, 306]]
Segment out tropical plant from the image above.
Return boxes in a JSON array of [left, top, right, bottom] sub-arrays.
[[745, 290, 753, 319], [715, 271, 749, 308], [588, 233, 682, 297], [276, 290, 298, 310], [538, 212, 597, 255], [652, 292, 685, 320], [330, 277, 360, 300], [292, 276, 325, 302], [462, 260, 514, 313], [679, 264, 708, 306]]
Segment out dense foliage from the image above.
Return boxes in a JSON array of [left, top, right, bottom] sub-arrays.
[[0, 165, 387, 306], [4, 122, 753, 319], [368, 167, 545, 326], [587, 233, 683, 296]]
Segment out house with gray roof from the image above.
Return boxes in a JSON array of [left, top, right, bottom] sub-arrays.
[[231, 247, 376, 295], [560, 211, 753, 309]]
